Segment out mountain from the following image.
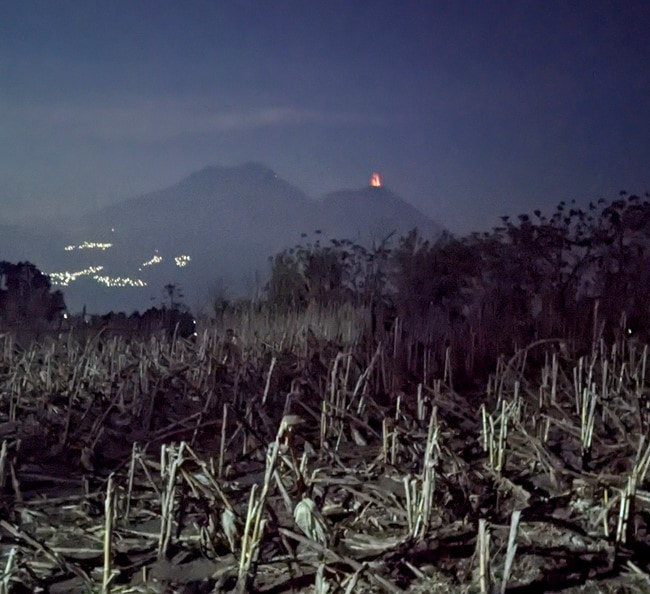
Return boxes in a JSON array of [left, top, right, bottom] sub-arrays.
[[319, 186, 441, 242], [4, 164, 443, 313], [67, 163, 320, 311], [82, 163, 316, 244]]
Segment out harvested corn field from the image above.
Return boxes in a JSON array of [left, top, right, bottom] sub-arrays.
[[1, 306, 650, 593]]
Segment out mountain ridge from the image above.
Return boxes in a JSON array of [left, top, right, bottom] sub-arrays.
[[3, 163, 443, 312]]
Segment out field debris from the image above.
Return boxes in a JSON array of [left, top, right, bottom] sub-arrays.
[[1, 306, 650, 593]]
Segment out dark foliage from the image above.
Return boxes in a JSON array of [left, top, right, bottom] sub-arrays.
[[264, 194, 650, 380], [265, 234, 393, 311], [0, 261, 66, 325]]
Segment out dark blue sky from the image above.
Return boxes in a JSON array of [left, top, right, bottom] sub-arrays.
[[2, 0, 650, 233]]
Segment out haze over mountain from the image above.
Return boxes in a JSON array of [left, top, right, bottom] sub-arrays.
[[320, 186, 439, 243], [0, 221, 67, 271], [2, 163, 442, 313]]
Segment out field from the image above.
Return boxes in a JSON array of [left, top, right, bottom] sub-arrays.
[[1, 304, 650, 593]]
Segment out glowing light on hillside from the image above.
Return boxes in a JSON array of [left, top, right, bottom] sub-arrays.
[[370, 172, 382, 187], [93, 275, 147, 288], [142, 255, 162, 267], [48, 266, 104, 286], [64, 241, 113, 251], [175, 255, 191, 267], [48, 266, 146, 288]]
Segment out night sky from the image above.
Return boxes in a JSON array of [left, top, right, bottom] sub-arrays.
[[2, 1, 650, 234]]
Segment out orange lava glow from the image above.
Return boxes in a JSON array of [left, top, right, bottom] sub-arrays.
[[370, 172, 382, 187]]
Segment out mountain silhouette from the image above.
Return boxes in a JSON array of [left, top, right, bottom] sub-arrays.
[[82, 162, 315, 246], [319, 185, 441, 242], [3, 163, 443, 313]]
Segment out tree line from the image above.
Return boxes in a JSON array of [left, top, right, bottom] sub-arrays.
[[264, 192, 650, 371]]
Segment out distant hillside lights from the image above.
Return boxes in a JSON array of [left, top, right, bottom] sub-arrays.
[[53, 242, 177, 288], [370, 172, 382, 188], [48, 266, 146, 288], [94, 275, 147, 288], [175, 255, 191, 267], [48, 266, 104, 286], [142, 255, 162, 267], [64, 241, 113, 251]]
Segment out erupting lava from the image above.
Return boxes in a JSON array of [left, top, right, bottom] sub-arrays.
[[370, 172, 382, 187]]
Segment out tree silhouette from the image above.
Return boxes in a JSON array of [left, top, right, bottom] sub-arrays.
[[0, 261, 66, 324], [162, 283, 184, 310]]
